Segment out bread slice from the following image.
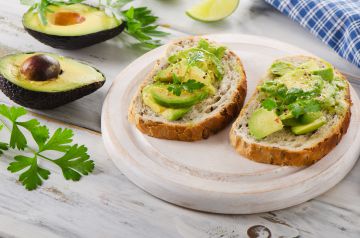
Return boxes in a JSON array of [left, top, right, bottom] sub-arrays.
[[129, 36, 247, 141], [230, 56, 351, 166]]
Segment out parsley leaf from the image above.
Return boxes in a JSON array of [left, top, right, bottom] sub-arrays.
[[17, 119, 49, 148], [167, 74, 205, 96], [261, 98, 277, 111], [39, 128, 73, 152], [122, 6, 169, 49], [8, 155, 50, 191], [0, 104, 94, 190], [53, 144, 94, 181]]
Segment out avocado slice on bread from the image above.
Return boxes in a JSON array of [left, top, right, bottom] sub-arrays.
[[230, 56, 351, 166], [0, 52, 105, 109]]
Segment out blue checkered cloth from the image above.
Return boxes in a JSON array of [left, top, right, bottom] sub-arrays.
[[265, 0, 360, 68]]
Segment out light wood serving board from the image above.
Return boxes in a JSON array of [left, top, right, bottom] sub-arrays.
[[101, 34, 360, 214]]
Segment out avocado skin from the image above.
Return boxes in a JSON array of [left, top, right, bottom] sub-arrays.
[[24, 22, 126, 50], [0, 73, 105, 109]]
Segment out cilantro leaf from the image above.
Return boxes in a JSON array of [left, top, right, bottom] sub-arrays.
[[182, 80, 205, 93], [0, 142, 8, 155], [0, 105, 27, 122], [8, 155, 50, 191], [39, 128, 73, 152], [261, 98, 277, 111], [167, 75, 205, 96], [53, 145, 94, 181], [17, 119, 49, 148], [9, 124, 27, 150], [0, 104, 94, 190], [122, 6, 169, 49]]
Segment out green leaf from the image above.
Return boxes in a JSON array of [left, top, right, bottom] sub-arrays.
[[261, 98, 277, 111], [0, 142, 8, 155], [17, 119, 49, 148], [9, 124, 27, 150], [122, 6, 169, 49], [39, 128, 73, 152], [0, 105, 27, 122], [8, 155, 50, 191], [53, 145, 94, 181]]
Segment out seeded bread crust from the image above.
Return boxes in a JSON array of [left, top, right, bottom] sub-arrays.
[[230, 56, 351, 166], [129, 36, 247, 141]]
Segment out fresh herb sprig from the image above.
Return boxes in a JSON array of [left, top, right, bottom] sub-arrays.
[[0, 104, 94, 191], [21, 0, 169, 49], [167, 74, 205, 96], [259, 81, 322, 118]]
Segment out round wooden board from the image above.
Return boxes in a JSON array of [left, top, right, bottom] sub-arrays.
[[101, 34, 360, 214]]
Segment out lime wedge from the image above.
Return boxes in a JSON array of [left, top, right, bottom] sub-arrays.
[[186, 0, 240, 22]]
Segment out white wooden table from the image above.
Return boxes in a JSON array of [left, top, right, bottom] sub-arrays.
[[0, 0, 359, 237]]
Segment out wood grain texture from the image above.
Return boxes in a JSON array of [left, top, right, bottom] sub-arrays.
[[0, 109, 359, 238], [0, 0, 358, 236]]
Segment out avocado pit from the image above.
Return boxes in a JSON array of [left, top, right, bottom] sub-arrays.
[[20, 54, 61, 81], [53, 12, 85, 26]]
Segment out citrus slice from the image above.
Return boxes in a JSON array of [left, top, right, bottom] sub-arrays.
[[186, 0, 240, 22]]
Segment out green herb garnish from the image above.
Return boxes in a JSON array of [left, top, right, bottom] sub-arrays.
[[259, 80, 322, 118], [0, 104, 94, 191], [167, 74, 205, 96]]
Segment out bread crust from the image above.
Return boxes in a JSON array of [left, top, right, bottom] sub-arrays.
[[230, 57, 351, 166], [129, 37, 247, 141]]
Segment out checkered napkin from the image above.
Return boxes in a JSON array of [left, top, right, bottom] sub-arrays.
[[265, 0, 360, 68]]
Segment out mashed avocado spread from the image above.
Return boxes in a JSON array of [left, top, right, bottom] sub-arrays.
[[142, 39, 226, 121], [249, 59, 348, 140]]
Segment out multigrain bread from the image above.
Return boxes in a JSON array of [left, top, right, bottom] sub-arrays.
[[230, 56, 351, 166], [129, 37, 247, 141]]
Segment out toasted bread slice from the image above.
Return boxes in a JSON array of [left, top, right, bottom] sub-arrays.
[[129, 37, 247, 141], [230, 56, 351, 166]]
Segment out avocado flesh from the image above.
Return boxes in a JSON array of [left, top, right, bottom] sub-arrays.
[[249, 108, 283, 140], [0, 53, 104, 92], [22, 4, 125, 49], [300, 112, 323, 124], [298, 60, 334, 81], [0, 52, 105, 109], [270, 61, 295, 76], [150, 84, 208, 108], [142, 86, 190, 121], [291, 117, 326, 135]]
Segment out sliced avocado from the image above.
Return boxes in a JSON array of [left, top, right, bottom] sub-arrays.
[[187, 66, 216, 94], [312, 67, 334, 81], [142, 86, 190, 121], [279, 111, 294, 121], [150, 84, 208, 108], [155, 60, 187, 82], [270, 61, 295, 76], [162, 108, 191, 121], [298, 60, 334, 81], [249, 108, 283, 140], [0, 52, 105, 109], [300, 112, 323, 124], [22, 3, 125, 49], [291, 117, 326, 135]]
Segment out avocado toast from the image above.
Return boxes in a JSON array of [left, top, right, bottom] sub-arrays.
[[129, 37, 247, 141], [230, 56, 351, 166]]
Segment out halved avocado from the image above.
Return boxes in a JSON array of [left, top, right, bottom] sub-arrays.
[[0, 52, 105, 109], [22, 4, 125, 49]]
